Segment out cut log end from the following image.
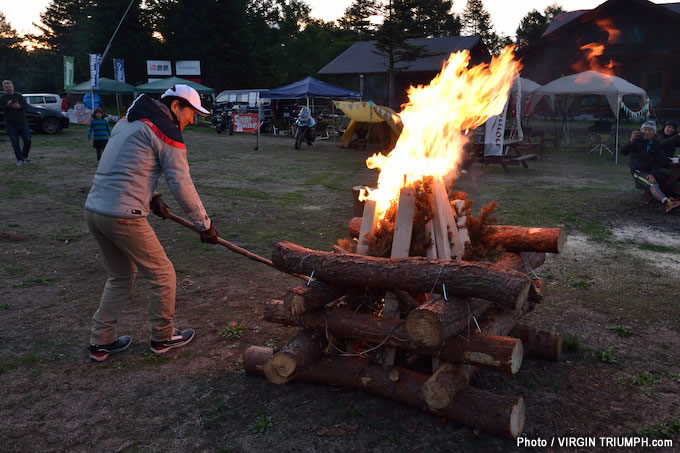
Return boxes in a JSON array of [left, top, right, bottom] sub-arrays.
[[264, 352, 299, 384], [509, 397, 526, 439], [511, 340, 524, 374], [515, 280, 532, 311], [555, 229, 566, 254], [405, 310, 441, 346]]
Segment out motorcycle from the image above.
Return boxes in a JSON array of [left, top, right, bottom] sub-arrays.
[[294, 122, 315, 149], [211, 109, 234, 135]]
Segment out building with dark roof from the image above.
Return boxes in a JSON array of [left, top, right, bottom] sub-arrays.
[[318, 36, 490, 107], [519, 0, 680, 114]]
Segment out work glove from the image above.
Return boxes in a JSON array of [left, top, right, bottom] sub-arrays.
[[150, 193, 170, 218], [200, 224, 219, 244]]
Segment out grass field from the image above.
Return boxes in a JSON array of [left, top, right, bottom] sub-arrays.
[[1, 123, 679, 452]]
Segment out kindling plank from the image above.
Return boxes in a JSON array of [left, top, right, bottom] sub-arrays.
[[454, 200, 470, 248], [382, 187, 417, 365], [433, 177, 464, 260], [356, 199, 378, 256]]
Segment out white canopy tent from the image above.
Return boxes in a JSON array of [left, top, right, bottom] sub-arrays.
[[529, 70, 648, 163], [518, 77, 541, 108]]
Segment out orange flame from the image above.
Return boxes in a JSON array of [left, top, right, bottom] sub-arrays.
[[360, 46, 521, 217], [571, 19, 620, 78]]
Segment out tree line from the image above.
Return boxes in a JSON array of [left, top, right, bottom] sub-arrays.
[[0, 0, 562, 94]]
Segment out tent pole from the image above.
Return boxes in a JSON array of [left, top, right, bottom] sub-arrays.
[[366, 104, 373, 151], [616, 109, 619, 164]]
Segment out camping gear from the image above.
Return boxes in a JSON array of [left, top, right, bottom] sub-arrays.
[[333, 101, 402, 149]]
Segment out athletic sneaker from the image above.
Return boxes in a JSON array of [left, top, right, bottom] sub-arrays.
[[89, 335, 132, 362], [150, 328, 195, 354], [665, 198, 680, 214], [23, 156, 32, 163], [16, 160, 23, 167]]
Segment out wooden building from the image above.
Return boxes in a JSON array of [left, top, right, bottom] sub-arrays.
[[318, 36, 490, 109], [519, 0, 680, 115]]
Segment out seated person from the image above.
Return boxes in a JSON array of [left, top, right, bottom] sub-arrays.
[[657, 119, 680, 159], [621, 121, 680, 214], [295, 107, 316, 145]]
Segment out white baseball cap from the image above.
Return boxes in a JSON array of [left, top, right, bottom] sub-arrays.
[[161, 84, 210, 116]]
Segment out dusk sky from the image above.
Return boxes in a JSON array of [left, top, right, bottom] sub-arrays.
[[2, 1, 669, 38]]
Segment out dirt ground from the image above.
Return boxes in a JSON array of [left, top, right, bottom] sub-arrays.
[[1, 125, 680, 452]]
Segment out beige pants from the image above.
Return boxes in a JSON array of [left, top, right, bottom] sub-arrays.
[[86, 211, 176, 344]]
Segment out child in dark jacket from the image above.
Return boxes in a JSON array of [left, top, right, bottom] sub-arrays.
[[88, 108, 111, 160], [621, 121, 680, 213]]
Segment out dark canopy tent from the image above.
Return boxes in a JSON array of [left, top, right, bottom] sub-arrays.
[[260, 76, 360, 105], [66, 77, 137, 116], [134, 76, 215, 94], [67, 77, 136, 94]]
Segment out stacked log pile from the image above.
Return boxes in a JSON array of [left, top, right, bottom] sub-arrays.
[[244, 178, 565, 439]]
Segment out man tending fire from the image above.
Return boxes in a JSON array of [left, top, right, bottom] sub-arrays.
[[85, 84, 219, 361]]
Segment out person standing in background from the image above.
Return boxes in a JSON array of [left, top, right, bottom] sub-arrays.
[[88, 108, 111, 160], [0, 80, 32, 166]]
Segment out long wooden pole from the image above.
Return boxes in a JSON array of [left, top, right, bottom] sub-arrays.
[[164, 211, 307, 280]]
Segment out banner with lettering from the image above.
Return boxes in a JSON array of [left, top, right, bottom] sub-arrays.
[[63, 56, 74, 90], [89, 53, 101, 90], [113, 58, 125, 83], [233, 113, 259, 133], [483, 99, 509, 157]]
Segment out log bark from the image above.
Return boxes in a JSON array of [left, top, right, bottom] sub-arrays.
[[511, 324, 562, 361], [488, 225, 565, 254], [496, 252, 546, 273], [263, 329, 323, 384], [405, 296, 492, 346], [244, 346, 274, 374], [244, 347, 525, 439], [264, 302, 522, 374], [283, 280, 347, 317], [441, 334, 524, 375], [495, 253, 545, 304], [348, 216, 362, 239], [271, 241, 531, 310]]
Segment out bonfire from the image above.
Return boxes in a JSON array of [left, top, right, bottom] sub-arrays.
[[245, 46, 566, 439]]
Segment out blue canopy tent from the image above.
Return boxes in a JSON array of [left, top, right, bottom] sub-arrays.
[[260, 76, 360, 109]]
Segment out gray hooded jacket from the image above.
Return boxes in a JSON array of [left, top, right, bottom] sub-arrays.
[[85, 95, 211, 230]]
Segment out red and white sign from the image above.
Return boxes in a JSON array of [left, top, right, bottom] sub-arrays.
[[233, 113, 259, 133], [146, 60, 172, 76]]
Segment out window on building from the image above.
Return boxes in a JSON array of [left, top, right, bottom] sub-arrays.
[[624, 24, 644, 43], [647, 27, 668, 52], [645, 72, 663, 106], [670, 72, 680, 100]]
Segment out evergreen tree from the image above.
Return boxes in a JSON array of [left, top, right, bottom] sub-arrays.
[[393, 0, 461, 38], [338, 0, 379, 38], [34, 0, 91, 55], [515, 4, 563, 50], [0, 12, 26, 88], [374, 0, 425, 109], [461, 0, 500, 53]]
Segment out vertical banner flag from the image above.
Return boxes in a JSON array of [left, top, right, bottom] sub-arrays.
[[113, 59, 125, 83], [89, 53, 101, 90], [64, 56, 74, 90], [483, 99, 510, 157]]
